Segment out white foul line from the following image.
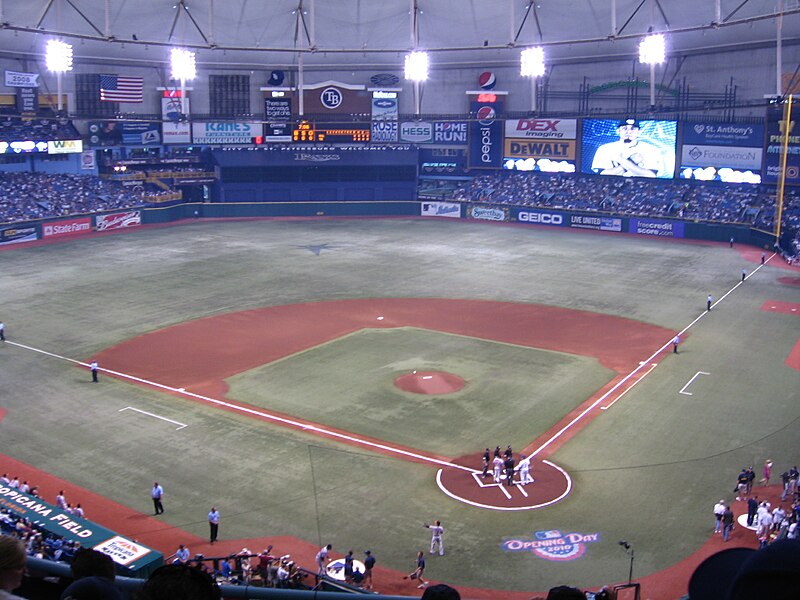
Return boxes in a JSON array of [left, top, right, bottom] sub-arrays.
[[528, 257, 772, 459], [119, 406, 187, 430], [600, 362, 658, 410], [3, 340, 475, 474], [679, 371, 710, 396]]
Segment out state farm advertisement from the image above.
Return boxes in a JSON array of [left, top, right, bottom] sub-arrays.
[[42, 217, 92, 238]]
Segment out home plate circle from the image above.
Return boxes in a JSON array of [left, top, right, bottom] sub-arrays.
[[394, 370, 465, 395]]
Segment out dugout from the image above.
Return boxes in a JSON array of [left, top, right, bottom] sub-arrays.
[[0, 486, 163, 578]]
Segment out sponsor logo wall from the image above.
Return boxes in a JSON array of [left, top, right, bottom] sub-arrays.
[[468, 101, 504, 169], [421, 202, 461, 218], [96, 211, 142, 232], [161, 96, 191, 145], [764, 104, 800, 185], [42, 218, 92, 238], [263, 98, 293, 142], [680, 122, 764, 183], [628, 217, 685, 237], [0, 226, 37, 245], [192, 122, 263, 145], [504, 119, 577, 173]]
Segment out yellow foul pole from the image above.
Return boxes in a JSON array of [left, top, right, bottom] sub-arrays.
[[776, 94, 793, 245]]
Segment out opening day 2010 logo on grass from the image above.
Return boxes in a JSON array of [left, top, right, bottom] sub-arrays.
[[502, 529, 601, 561]]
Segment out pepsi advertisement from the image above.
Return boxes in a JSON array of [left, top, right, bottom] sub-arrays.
[[581, 118, 676, 179], [468, 100, 504, 169]]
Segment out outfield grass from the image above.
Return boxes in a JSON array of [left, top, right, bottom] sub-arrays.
[[1, 218, 798, 595]]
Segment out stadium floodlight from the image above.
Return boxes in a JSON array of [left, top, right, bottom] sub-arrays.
[[404, 51, 429, 82], [638, 34, 665, 65], [45, 40, 73, 113], [171, 48, 196, 116], [639, 34, 666, 109], [520, 47, 545, 78], [45, 40, 73, 73], [170, 48, 197, 81]]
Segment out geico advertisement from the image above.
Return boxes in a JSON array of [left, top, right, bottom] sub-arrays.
[[504, 119, 577, 139], [514, 209, 567, 227], [504, 139, 576, 160]]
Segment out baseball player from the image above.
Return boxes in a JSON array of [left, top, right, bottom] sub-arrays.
[[517, 454, 534, 485], [424, 520, 444, 555]]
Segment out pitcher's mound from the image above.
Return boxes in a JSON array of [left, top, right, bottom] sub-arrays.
[[394, 371, 465, 395]]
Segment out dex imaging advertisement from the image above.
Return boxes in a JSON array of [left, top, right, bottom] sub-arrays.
[[504, 118, 577, 173], [581, 118, 676, 179]]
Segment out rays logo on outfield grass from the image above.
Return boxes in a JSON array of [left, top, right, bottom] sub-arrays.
[[502, 529, 600, 561]]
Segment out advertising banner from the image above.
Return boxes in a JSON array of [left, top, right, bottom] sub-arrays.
[[433, 121, 468, 145], [400, 121, 433, 143], [504, 139, 576, 160], [96, 211, 142, 231], [513, 208, 568, 227], [679, 145, 763, 183], [421, 201, 461, 218], [628, 218, 685, 238], [81, 150, 96, 170], [419, 147, 468, 176], [42, 217, 92, 238], [505, 118, 577, 139], [264, 98, 292, 142], [161, 96, 191, 145], [468, 100, 504, 169], [0, 226, 37, 245], [682, 122, 763, 147], [192, 121, 263, 145], [569, 214, 622, 232], [47, 140, 83, 154], [467, 204, 508, 221], [371, 120, 398, 142], [371, 96, 398, 120], [764, 103, 800, 185], [120, 122, 161, 146], [581, 118, 677, 179]]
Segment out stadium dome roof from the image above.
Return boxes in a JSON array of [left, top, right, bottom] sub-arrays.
[[0, 0, 797, 73]]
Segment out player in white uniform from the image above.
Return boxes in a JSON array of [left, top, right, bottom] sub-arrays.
[[492, 455, 504, 483], [591, 119, 664, 178], [517, 454, 534, 485], [424, 520, 444, 555]]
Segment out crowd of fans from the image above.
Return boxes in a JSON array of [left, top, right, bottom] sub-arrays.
[[450, 171, 800, 260], [0, 118, 80, 143], [0, 172, 174, 223]]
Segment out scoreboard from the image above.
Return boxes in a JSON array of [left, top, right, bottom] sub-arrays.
[[292, 120, 370, 143]]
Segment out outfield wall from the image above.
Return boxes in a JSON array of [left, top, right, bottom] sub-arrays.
[[0, 200, 773, 250]]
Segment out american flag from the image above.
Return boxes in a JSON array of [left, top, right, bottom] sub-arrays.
[[99, 74, 144, 103]]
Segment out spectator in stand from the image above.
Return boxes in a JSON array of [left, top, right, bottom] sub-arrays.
[[135, 564, 221, 600], [60, 547, 122, 600], [0, 535, 27, 600]]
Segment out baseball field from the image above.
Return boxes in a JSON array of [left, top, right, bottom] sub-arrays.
[[1, 216, 799, 598]]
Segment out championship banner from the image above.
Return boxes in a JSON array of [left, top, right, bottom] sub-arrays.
[[763, 103, 800, 185], [505, 118, 577, 139], [468, 100, 504, 169], [192, 121, 263, 145], [5, 70, 40, 87], [161, 96, 191, 145]]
